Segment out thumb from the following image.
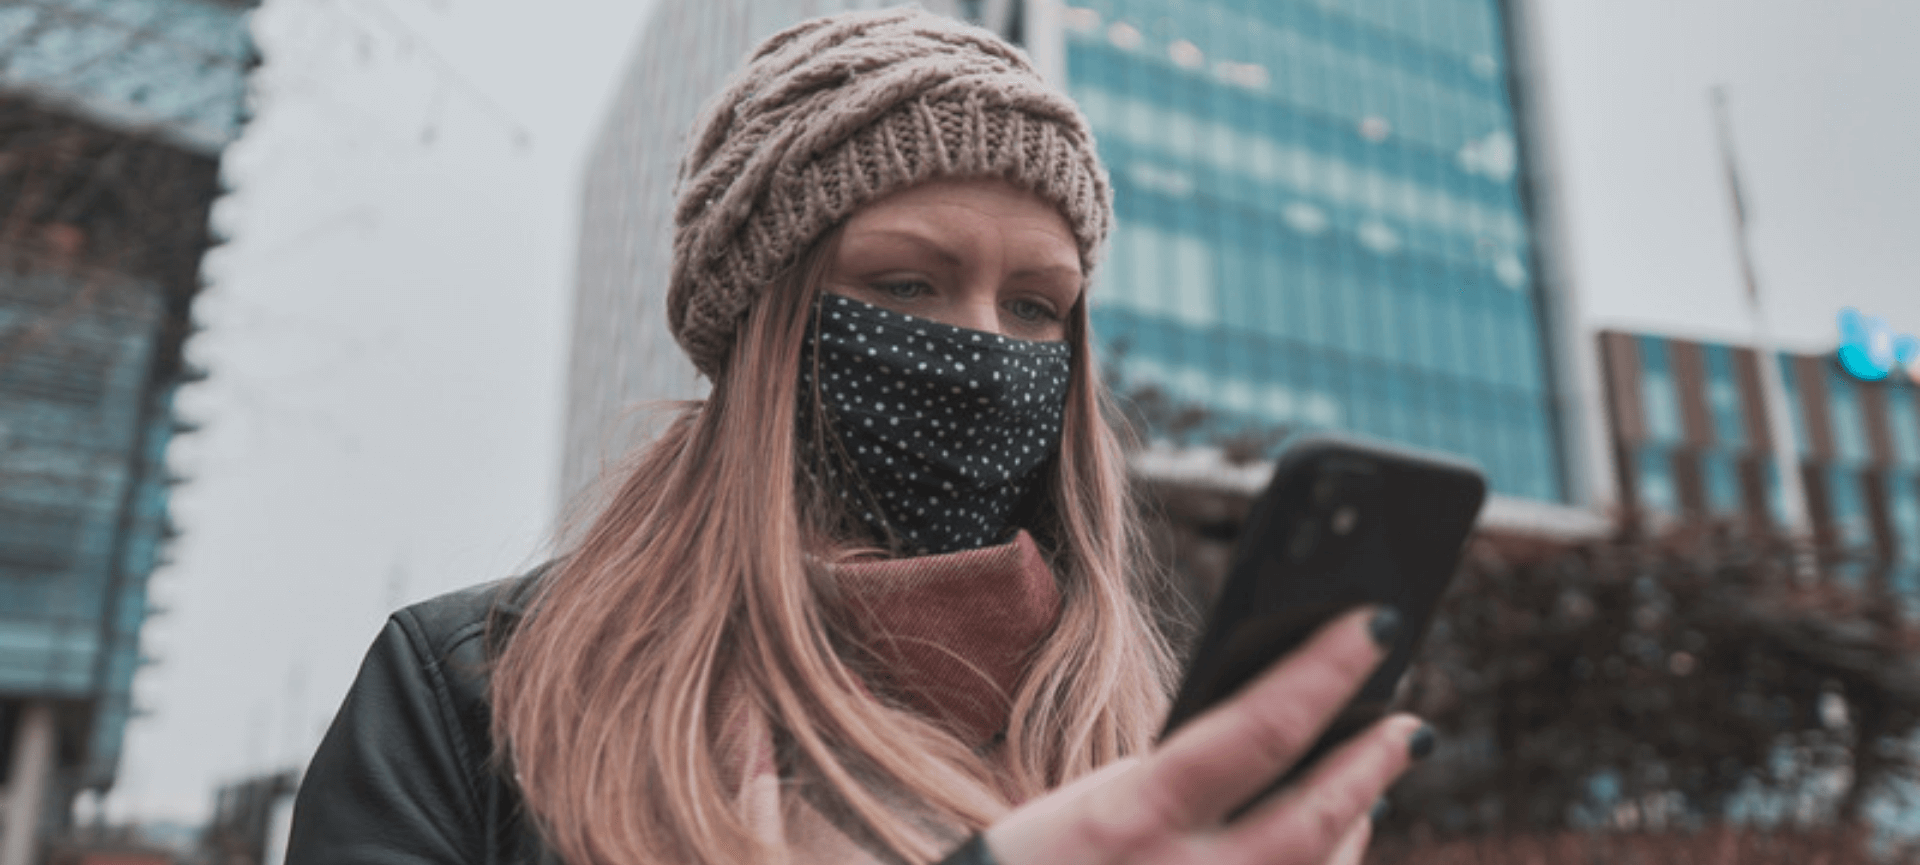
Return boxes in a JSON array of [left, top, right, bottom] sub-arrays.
[[987, 756, 1145, 860], [1319, 813, 1373, 865], [1055, 756, 1144, 801]]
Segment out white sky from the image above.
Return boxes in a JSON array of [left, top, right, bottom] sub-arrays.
[[1544, 0, 1920, 346], [104, 0, 1920, 824]]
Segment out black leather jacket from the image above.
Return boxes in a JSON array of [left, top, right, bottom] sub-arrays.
[[284, 569, 998, 865], [285, 572, 554, 864]]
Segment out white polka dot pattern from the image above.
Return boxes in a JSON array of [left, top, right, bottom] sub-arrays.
[[800, 294, 1071, 554]]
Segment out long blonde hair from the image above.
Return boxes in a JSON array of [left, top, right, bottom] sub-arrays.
[[492, 225, 1178, 864]]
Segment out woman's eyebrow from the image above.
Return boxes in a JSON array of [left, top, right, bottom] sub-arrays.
[[844, 228, 964, 269], [1009, 263, 1081, 282]]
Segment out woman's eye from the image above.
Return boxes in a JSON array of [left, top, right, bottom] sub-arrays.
[[875, 280, 931, 301], [1007, 298, 1059, 323]]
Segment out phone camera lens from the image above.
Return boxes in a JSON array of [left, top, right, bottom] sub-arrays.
[[1331, 505, 1359, 536], [1313, 476, 1338, 505], [1287, 523, 1318, 561]]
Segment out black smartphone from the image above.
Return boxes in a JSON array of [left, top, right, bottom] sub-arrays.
[[1159, 433, 1486, 808]]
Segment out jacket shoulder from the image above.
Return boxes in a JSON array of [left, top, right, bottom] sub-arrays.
[[286, 564, 557, 865], [393, 566, 546, 664], [388, 565, 552, 759]]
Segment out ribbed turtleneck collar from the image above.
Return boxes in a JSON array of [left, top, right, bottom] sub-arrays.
[[830, 531, 1062, 747]]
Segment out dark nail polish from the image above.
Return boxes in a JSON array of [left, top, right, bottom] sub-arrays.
[[1408, 724, 1436, 760], [1369, 797, 1391, 823], [1368, 607, 1402, 648]]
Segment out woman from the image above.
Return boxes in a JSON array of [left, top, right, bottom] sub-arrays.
[[285, 8, 1429, 864]]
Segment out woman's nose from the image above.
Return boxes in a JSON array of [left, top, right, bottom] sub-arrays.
[[942, 297, 1001, 337]]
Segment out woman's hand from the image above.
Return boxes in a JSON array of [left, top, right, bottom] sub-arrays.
[[984, 607, 1427, 865]]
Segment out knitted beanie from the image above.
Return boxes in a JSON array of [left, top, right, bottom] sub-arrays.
[[668, 6, 1114, 379]]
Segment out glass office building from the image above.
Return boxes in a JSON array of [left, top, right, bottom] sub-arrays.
[[565, 0, 1574, 508], [1059, 0, 1567, 502]]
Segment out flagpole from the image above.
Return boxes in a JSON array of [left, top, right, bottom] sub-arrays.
[[1711, 86, 1814, 577]]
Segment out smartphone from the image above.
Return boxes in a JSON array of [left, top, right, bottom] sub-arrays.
[[1158, 433, 1486, 808]]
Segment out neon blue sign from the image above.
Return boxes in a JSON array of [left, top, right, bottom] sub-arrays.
[[1838, 308, 1920, 382]]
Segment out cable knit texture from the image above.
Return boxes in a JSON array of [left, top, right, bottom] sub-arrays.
[[669, 7, 1114, 379]]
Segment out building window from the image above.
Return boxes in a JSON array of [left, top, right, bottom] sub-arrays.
[[1638, 337, 1682, 444], [1888, 385, 1920, 468], [1703, 344, 1747, 450], [1764, 459, 1792, 529], [1826, 467, 1873, 555], [1637, 445, 1678, 515], [1892, 475, 1920, 598], [1778, 354, 1811, 457], [1892, 474, 1920, 567], [1702, 451, 1741, 517], [1827, 368, 1870, 465]]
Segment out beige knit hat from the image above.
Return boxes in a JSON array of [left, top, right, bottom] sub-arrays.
[[668, 6, 1114, 379]]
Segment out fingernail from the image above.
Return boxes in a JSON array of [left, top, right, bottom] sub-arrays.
[[1368, 607, 1402, 648], [1369, 797, 1391, 823], [1408, 724, 1436, 760]]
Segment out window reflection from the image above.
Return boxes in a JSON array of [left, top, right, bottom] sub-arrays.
[[1069, 0, 1559, 502], [1638, 446, 1678, 515], [1704, 452, 1742, 517], [1888, 387, 1920, 467], [1638, 338, 1682, 444], [1827, 370, 1870, 464], [1069, 72, 1526, 253], [1704, 345, 1747, 449], [1892, 475, 1920, 571], [1778, 355, 1812, 457], [1826, 467, 1873, 559]]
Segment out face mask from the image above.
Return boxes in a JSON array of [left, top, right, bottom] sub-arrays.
[[799, 294, 1072, 555]]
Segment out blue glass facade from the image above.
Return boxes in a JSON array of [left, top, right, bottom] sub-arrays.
[[1, 0, 254, 796], [0, 0, 255, 153], [1703, 343, 1747, 449], [1779, 354, 1811, 458], [0, 270, 177, 790], [1888, 386, 1920, 593], [1061, 0, 1564, 502], [1639, 336, 1682, 443], [1627, 336, 1756, 522]]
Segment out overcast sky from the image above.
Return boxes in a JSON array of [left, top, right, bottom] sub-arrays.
[[102, 0, 1920, 824], [1546, 0, 1919, 346]]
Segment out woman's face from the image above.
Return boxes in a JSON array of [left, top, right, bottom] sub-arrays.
[[823, 178, 1083, 343]]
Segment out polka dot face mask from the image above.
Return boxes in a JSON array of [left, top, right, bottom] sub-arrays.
[[800, 294, 1072, 555]]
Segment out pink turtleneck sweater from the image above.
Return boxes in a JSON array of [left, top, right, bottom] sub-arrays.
[[722, 530, 1063, 862]]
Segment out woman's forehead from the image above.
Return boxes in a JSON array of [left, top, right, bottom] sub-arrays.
[[838, 179, 1080, 268], [845, 179, 1074, 233]]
